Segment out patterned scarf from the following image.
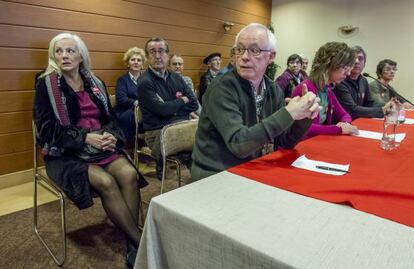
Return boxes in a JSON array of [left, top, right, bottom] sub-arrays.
[[44, 68, 108, 127], [42, 68, 108, 156]]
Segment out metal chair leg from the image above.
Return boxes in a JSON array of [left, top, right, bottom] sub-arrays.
[[177, 163, 182, 187], [138, 189, 146, 231], [160, 158, 167, 194], [33, 175, 67, 266]]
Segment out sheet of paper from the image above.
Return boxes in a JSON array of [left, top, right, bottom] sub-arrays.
[[403, 118, 414, 124], [291, 155, 349, 176], [354, 130, 406, 143]]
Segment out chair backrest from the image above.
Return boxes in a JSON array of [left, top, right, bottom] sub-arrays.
[[32, 120, 40, 173], [109, 94, 117, 108], [160, 119, 198, 158], [134, 105, 143, 125]]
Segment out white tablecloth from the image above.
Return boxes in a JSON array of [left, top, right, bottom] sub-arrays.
[[135, 171, 414, 269]]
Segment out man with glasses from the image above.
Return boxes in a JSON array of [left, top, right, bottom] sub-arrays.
[[299, 53, 310, 74], [169, 54, 195, 92], [199, 52, 221, 104], [333, 46, 394, 119], [138, 37, 198, 179], [276, 54, 308, 99], [191, 23, 321, 180]]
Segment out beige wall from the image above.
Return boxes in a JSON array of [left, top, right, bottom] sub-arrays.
[[271, 0, 414, 102]]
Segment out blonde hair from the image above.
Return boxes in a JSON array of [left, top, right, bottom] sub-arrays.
[[123, 47, 146, 66], [39, 32, 91, 78], [309, 42, 355, 89]]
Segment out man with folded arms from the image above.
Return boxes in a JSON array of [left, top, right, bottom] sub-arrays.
[[191, 23, 321, 180], [138, 37, 198, 179]]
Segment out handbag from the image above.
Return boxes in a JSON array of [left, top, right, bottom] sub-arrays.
[[76, 130, 114, 162]]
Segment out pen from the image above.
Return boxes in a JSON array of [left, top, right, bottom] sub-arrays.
[[315, 165, 349, 173]]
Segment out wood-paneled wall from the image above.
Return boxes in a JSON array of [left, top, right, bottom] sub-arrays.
[[0, 0, 271, 176]]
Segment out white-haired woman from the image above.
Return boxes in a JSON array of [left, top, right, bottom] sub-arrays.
[[33, 33, 146, 266], [114, 47, 146, 141]]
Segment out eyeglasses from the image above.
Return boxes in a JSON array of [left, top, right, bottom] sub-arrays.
[[171, 62, 183, 66], [383, 67, 397, 72], [339, 65, 352, 72], [148, 48, 168, 56], [288, 60, 302, 66], [235, 47, 271, 57]]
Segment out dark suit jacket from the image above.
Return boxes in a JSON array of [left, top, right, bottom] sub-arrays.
[[198, 70, 215, 105], [333, 76, 383, 119]]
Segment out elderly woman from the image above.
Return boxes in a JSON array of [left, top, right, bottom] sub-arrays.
[[33, 33, 146, 266], [114, 47, 146, 141], [292, 42, 358, 138], [276, 53, 308, 98], [369, 59, 413, 109]]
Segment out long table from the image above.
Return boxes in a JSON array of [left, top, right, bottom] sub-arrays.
[[135, 116, 414, 269], [230, 115, 414, 228]]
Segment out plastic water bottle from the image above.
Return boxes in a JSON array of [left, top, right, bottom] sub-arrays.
[[380, 106, 398, 150]]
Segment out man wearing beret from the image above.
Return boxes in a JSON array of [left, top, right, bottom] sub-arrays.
[[198, 52, 221, 105]]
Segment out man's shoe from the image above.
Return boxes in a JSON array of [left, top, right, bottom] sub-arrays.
[[125, 248, 137, 269]]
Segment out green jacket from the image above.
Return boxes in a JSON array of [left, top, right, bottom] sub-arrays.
[[368, 80, 403, 107], [191, 70, 311, 180]]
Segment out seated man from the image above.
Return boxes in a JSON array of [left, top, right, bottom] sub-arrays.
[[138, 37, 198, 179], [169, 54, 195, 92], [191, 23, 321, 180], [199, 52, 221, 104], [276, 54, 308, 98], [333, 46, 394, 119], [299, 53, 309, 75]]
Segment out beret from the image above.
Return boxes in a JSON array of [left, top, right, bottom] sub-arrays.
[[203, 52, 221, 65]]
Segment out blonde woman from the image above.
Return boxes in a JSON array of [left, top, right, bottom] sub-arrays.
[[114, 47, 146, 141]]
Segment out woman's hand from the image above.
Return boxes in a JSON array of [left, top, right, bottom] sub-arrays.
[[402, 102, 414, 109], [85, 132, 117, 151], [85, 133, 104, 149], [337, 122, 359, 135], [382, 98, 399, 115], [101, 132, 117, 151]]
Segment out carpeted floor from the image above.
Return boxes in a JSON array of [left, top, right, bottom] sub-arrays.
[[0, 162, 190, 268]]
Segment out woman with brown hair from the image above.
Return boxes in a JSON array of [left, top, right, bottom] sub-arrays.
[[292, 42, 358, 138]]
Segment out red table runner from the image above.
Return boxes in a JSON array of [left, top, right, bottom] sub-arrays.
[[229, 112, 414, 227]]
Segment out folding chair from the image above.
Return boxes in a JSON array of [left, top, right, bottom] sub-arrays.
[[160, 119, 198, 194], [133, 105, 153, 168], [33, 119, 146, 265], [32, 120, 67, 266], [109, 94, 117, 108]]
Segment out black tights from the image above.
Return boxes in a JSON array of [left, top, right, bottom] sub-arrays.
[[88, 156, 140, 248]]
